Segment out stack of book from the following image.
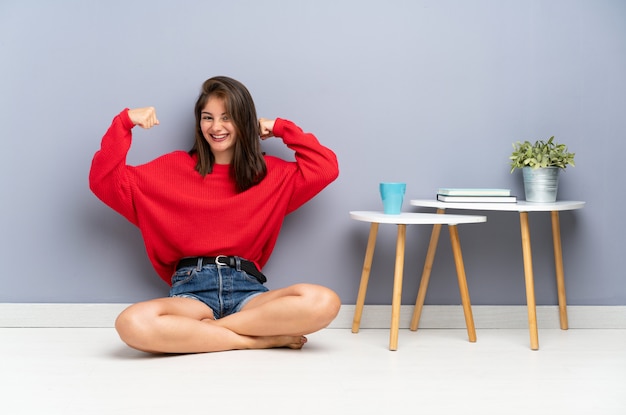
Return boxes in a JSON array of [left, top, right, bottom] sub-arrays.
[[436, 188, 517, 203]]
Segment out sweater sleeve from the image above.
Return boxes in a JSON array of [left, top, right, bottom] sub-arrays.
[[88, 109, 139, 225], [272, 118, 339, 213]]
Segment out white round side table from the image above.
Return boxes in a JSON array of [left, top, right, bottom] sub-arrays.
[[349, 211, 487, 351]]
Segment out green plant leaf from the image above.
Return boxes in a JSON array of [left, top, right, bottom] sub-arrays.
[[509, 136, 575, 172]]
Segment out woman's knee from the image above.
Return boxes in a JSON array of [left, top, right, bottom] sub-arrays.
[[114, 302, 159, 350], [296, 283, 341, 325]]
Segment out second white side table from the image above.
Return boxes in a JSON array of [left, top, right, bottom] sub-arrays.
[[410, 200, 585, 350]]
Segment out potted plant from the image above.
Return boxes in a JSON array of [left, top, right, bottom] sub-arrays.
[[509, 136, 575, 202]]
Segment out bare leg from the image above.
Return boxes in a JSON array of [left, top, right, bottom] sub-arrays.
[[217, 283, 341, 336], [115, 283, 340, 354]]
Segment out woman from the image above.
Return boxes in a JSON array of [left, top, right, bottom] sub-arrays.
[[89, 76, 340, 353]]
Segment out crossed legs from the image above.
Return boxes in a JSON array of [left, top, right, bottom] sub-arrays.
[[115, 283, 341, 354]]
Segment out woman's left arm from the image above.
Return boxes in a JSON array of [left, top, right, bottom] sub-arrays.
[[264, 118, 339, 212]]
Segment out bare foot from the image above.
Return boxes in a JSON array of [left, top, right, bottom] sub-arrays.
[[250, 335, 308, 350]]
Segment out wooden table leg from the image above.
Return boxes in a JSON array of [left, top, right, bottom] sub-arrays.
[[448, 225, 477, 342], [410, 209, 445, 331], [389, 224, 407, 351], [551, 211, 569, 330], [352, 222, 379, 333], [520, 212, 539, 350]]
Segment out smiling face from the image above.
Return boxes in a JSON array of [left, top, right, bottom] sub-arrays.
[[200, 95, 237, 164]]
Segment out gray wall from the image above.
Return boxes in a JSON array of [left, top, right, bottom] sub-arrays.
[[1, 0, 624, 306]]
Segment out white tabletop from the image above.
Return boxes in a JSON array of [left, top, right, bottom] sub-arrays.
[[410, 199, 585, 212], [349, 211, 486, 225]]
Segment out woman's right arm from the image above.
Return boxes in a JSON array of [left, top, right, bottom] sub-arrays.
[[88, 107, 159, 225]]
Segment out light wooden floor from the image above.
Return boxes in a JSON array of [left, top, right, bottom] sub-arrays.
[[1, 327, 625, 415]]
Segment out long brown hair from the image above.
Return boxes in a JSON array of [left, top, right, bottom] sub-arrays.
[[190, 76, 267, 192]]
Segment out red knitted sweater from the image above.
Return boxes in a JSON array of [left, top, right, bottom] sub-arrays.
[[89, 109, 339, 285]]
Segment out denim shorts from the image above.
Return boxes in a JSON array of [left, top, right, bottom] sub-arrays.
[[169, 258, 269, 319]]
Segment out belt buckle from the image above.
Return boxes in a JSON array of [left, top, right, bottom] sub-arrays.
[[215, 255, 228, 267]]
